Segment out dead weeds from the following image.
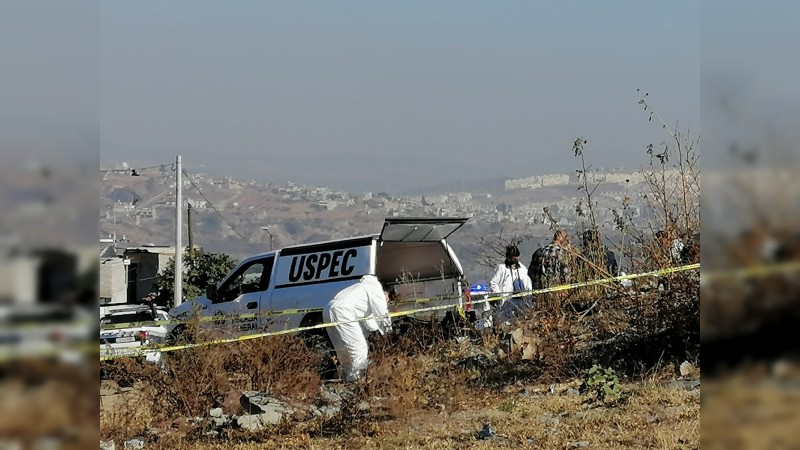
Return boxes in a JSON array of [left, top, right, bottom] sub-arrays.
[[99, 284, 700, 449]]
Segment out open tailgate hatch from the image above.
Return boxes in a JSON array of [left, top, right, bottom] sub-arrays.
[[379, 217, 469, 242]]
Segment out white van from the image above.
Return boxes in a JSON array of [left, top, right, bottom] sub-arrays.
[[167, 217, 469, 341]]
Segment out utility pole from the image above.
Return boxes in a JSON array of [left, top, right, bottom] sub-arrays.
[[112, 203, 117, 251], [187, 203, 194, 258], [174, 155, 183, 308]]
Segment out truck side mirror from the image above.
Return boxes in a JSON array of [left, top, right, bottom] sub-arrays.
[[206, 283, 218, 301]]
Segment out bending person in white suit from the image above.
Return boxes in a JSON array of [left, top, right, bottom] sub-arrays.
[[323, 275, 393, 382]]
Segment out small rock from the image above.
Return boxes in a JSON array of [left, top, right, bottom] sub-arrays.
[[209, 408, 224, 418], [510, 328, 524, 344], [679, 361, 697, 378], [662, 379, 700, 391], [476, 423, 495, 440], [123, 438, 145, 450], [100, 441, 116, 450], [319, 385, 344, 405], [240, 391, 292, 416], [323, 405, 342, 416], [236, 411, 284, 432], [565, 388, 580, 396], [771, 359, 800, 379], [311, 405, 341, 418], [211, 416, 230, 428], [569, 441, 590, 448], [521, 342, 538, 360], [237, 415, 265, 433], [203, 430, 219, 438], [223, 390, 244, 415]]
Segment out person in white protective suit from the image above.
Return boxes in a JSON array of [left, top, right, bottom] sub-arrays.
[[323, 275, 394, 382], [487, 245, 533, 326]]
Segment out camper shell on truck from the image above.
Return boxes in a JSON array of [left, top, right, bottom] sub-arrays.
[[167, 217, 469, 341]]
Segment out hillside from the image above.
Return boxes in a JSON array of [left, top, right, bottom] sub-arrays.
[[100, 167, 652, 282]]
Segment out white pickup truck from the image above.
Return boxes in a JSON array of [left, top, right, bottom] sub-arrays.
[[168, 217, 470, 341], [100, 305, 169, 362]]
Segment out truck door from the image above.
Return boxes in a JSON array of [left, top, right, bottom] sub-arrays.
[[209, 256, 273, 337]]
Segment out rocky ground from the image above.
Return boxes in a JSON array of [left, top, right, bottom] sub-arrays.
[[100, 369, 700, 450]]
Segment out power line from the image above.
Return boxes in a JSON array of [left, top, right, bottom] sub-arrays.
[[100, 163, 174, 175], [104, 169, 174, 212], [181, 168, 255, 251]]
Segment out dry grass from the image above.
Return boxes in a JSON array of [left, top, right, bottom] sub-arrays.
[[0, 356, 100, 450], [99, 281, 700, 449], [116, 378, 698, 450], [99, 222, 701, 449], [702, 363, 800, 450]]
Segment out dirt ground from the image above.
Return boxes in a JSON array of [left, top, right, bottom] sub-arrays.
[[701, 362, 800, 450], [100, 375, 700, 450]]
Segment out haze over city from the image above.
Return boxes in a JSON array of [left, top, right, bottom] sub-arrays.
[[100, 1, 700, 194]]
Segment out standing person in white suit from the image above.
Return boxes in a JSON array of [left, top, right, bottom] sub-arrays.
[[489, 245, 533, 324], [323, 275, 394, 382]]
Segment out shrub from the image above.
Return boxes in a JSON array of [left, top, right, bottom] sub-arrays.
[[579, 364, 621, 402]]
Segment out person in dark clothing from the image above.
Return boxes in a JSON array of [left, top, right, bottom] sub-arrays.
[[528, 229, 572, 289], [527, 246, 546, 289], [581, 229, 618, 277]]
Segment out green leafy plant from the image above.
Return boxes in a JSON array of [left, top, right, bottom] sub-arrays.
[[153, 247, 237, 307], [580, 364, 621, 402]]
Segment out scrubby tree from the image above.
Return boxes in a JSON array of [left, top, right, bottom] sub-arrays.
[[153, 247, 237, 307], [496, 202, 511, 214]]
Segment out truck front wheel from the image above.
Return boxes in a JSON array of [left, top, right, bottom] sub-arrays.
[[166, 324, 195, 345]]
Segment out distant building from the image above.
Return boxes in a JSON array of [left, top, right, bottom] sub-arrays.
[[1, 239, 94, 305], [222, 177, 243, 190], [137, 207, 157, 220], [599, 171, 647, 184], [505, 174, 569, 190], [99, 242, 175, 306], [313, 200, 338, 211]]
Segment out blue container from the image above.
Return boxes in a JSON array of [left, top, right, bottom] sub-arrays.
[[469, 283, 489, 294]]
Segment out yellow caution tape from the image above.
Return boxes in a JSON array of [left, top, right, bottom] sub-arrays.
[[0, 342, 98, 364], [699, 260, 800, 284], [99, 262, 701, 361], [100, 298, 472, 361], [99, 261, 710, 332], [100, 307, 325, 331], [3, 319, 97, 333]]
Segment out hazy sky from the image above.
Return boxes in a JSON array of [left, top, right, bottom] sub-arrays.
[[701, 1, 800, 167], [99, 1, 700, 193]]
